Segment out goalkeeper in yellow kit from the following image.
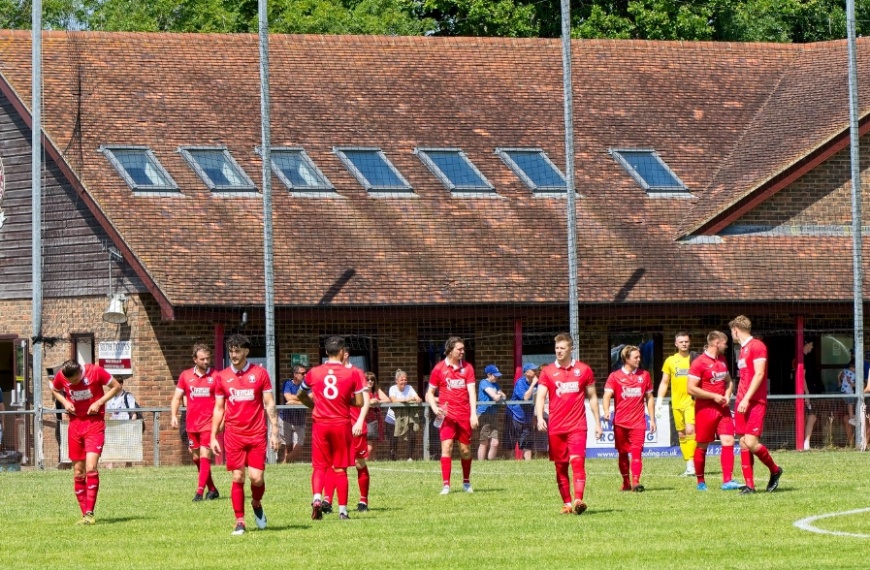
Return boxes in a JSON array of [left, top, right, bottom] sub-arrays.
[[656, 332, 697, 476]]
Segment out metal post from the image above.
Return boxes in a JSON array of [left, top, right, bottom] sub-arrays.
[[423, 405, 430, 461], [847, 0, 865, 450], [31, 0, 44, 470], [560, 0, 580, 359], [152, 411, 160, 467], [258, 0, 277, 461]]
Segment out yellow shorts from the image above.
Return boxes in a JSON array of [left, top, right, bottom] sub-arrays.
[[672, 404, 695, 432]]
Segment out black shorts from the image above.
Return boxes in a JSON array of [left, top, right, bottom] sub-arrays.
[[505, 417, 532, 451]]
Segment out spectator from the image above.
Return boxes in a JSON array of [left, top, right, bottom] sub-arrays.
[[390, 369, 422, 461], [281, 365, 309, 463], [796, 340, 825, 450], [506, 363, 538, 461], [364, 373, 389, 461], [476, 364, 506, 460], [105, 378, 140, 421], [839, 358, 857, 428]]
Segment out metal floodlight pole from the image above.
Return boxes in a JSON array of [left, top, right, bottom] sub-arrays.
[[560, 0, 580, 358], [32, 0, 44, 470], [846, 0, 865, 450], [258, 1, 277, 412]]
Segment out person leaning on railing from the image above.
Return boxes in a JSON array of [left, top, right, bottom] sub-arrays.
[[389, 369, 422, 461]]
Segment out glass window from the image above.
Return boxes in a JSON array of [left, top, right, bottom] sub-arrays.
[[415, 148, 492, 191], [334, 148, 412, 192], [610, 149, 687, 192], [180, 148, 256, 191], [496, 148, 566, 192], [101, 147, 177, 191], [268, 148, 333, 191]]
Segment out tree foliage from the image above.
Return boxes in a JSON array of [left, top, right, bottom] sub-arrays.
[[1, 0, 869, 43]]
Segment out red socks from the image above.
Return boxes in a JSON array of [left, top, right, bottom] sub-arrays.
[[461, 458, 472, 484], [197, 457, 213, 494], [440, 457, 451, 486], [357, 466, 370, 504], [251, 481, 265, 504], [618, 453, 630, 489], [335, 469, 349, 507], [555, 462, 571, 503], [323, 468, 336, 503], [74, 476, 87, 515], [694, 447, 707, 484], [231, 481, 245, 520], [754, 445, 778, 472], [630, 446, 643, 486], [85, 471, 100, 513], [740, 449, 755, 489], [721, 445, 734, 483], [570, 456, 586, 500], [312, 468, 325, 496]]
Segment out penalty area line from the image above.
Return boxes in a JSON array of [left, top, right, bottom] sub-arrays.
[[793, 507, 870, 538]]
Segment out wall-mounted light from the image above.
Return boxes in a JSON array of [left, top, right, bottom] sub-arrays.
[[102, 245, 127, 324]]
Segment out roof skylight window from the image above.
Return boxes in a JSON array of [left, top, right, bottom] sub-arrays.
[[265, 148, 333, 192], [495, 148, 566, 192], [101, 146, 178, 192], [610, 149, 687, 193], [334, 148, 412, 192], [180, 147, 256, 192], [414, 148, 493, 192]]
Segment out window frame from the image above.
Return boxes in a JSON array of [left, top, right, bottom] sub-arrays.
[[179, 146, 258, 192], [257, 146, 334, 193], [100, 145, 179, 193], [413, 147, 494, 193], [495, 147, 567, 193], [609, 148, 689, 194], [333, 147, 413, 193]]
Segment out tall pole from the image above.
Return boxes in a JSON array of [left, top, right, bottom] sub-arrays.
[[560, 0, 580, 359], [31, 1, 44, 469], [847, 0, 865, 450], [258, 1, 277, 406]]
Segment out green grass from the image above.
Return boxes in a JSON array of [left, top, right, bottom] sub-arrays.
[[1, 452, 868, 569]]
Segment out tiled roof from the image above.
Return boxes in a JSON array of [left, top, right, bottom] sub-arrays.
[[0, 31, 866, 308]]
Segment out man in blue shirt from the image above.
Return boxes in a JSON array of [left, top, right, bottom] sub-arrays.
[[476, 365, 506, 461], [506, 363, 538, 461], [281, 365, 308, 463]]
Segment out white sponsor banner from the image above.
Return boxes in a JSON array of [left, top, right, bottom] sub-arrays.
[[98, 341, 132, 375], [585, 400, 671, 450]]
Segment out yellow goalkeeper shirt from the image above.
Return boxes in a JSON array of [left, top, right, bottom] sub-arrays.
[[662, 353, 693, 409]]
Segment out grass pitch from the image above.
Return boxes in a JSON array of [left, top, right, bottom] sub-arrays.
[[1, 451, 867, 569]]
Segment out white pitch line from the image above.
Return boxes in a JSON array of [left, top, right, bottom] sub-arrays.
[[793, 508, 870, 538]]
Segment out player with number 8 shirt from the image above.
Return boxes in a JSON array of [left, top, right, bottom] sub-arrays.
[[298, 335, 368, 520]]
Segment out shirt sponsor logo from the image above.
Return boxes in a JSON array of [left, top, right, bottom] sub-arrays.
[[676, 367, 689, 376], [446, 378, 466, 389], [228, 388, 256, 403], [711, 371, 728, 384], [555, 381, 580, 396], [621, 386, 643, 398], [71, 389, 93, 401], [190, 387, 212, 399]]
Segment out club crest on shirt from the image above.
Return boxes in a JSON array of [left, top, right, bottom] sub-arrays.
[[82, 377, 90, 386], [248, 374, 256, 383], [573, 368, 581, 377]]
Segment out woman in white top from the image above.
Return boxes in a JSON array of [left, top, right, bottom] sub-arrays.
[[387, 369, 422, 461]]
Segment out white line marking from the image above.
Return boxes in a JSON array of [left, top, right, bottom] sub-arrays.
[[794, 508, 870, 538]]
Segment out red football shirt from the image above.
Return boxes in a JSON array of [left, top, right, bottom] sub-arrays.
[[429, 359, 476, 423], [736, 337, 768, 405], [215, 362, 272, 439], [538, 359, 595, 435], [604, 368, 652, 429], [344, 363, 369, 423], [304, 361, 366, 426], [688, 352, 731, 411], [52, 363, 113, 421], [177, 367, 218, 433]]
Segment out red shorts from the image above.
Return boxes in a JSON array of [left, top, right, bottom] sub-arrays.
[[548, 430, 587, 463], [352, 433, 368, 461], [311, 422, 352, 471], [614, 425, 645, 454], [735, 401, 766, 437], [68, 419, 106, 461], [695, 405, 735, 443], [439, 416, 472, 446], [188, 430, 212, 450], [223, 431, 266, 471]]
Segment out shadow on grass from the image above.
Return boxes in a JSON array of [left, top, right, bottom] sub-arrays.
[[91, 516, 138, 524]]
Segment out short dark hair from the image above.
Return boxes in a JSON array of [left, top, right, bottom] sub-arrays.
[[292, 364, 307, 375], [324, 335, 346, 357], [60, 360, 82, 379], [444, 336, 464, 356], [192, 343, 211, 359], [675, 331, 690, 340], [226, 334, 251, 350]]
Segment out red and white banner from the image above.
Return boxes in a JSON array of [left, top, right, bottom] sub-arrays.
[[99, 341, 132, 375]]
